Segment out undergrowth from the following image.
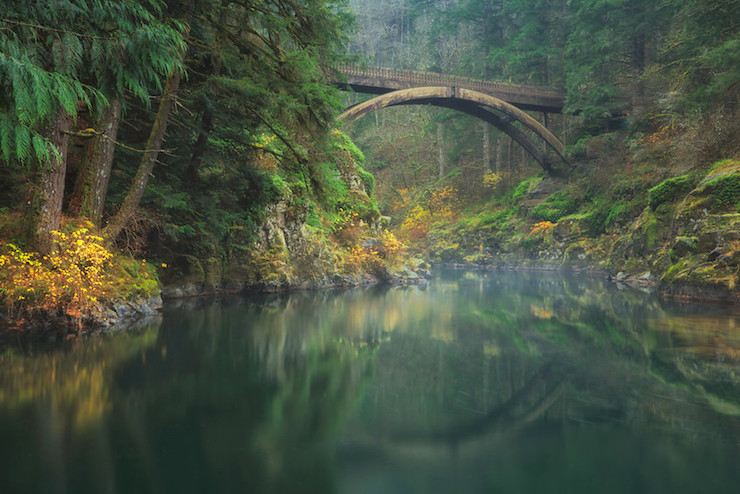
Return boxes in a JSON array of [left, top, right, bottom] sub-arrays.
[[0, 219, 159, 329]]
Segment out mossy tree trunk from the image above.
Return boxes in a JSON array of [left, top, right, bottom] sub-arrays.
[[103, 73, 181, 242], [72, 97, 122, 226], [30, 111, 72, 254], [102, 1, 192, 242]]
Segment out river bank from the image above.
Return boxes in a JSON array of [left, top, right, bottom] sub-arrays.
[[437, 257, 740, 305], [0, 259, 431, 336]]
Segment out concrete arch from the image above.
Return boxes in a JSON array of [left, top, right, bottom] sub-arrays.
[[338, 86, 568, 171]]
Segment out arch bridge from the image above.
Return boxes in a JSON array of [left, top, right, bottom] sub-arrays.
[[333, 64, 569, 173]]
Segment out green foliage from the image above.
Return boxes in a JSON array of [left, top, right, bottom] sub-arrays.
[[530, 188, 583, 223], [0, 0, 185, 165], [648, 174, 694, 210], [478, 209, 515, 229], [566, 137, 590, 159], [330, 130, 366, 166], [512, 177, 542, 203], [101, 0, 356, 260], [661, 0, 740, 109], [604, 202, 630, 230], [582, 202, 610, 236], [143, 160, 282, 256], [357, 167, 376, 196], [702, 175, 740, 207], [564, 0, 669, 129], [309, 161, 350, 210]]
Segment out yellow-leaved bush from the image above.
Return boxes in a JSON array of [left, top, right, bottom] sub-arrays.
[[0, 220, 159, 327], [483, 171, 502, 190], [345, 230, 405, 275]]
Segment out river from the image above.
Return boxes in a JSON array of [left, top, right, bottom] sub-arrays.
[[1, 269, 740, 493]]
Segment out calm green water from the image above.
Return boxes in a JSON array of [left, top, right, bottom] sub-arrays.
[[2, 269, 740, 493]]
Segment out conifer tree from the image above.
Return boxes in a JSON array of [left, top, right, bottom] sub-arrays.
[[73, 1, 185, 227], [0, 2, 98, 252], [0, 1, 185, 251], [103, 0, 352, 243], [661, 0, 740, 108], [564, 0, 669, 129]]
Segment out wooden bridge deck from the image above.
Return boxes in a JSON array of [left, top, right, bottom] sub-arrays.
[[335, 64, 566, 114]]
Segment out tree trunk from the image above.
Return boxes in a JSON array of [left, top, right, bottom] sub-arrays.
[[103, 71, 181, 241], [437, 122, 445, 179], [74, 97, 122, 226], [187, 106, 213, 182], [630, 31, 646, 112], [483, 123, 490, 171], [507, 137, 513, 187], [30, 112, 71, 254], [102, 0, 192, 242]]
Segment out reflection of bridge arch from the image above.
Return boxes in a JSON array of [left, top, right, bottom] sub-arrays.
[[338, 86, 569, 172], [342, 364, 569, 459]]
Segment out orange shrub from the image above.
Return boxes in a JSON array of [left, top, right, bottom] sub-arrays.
[[530, 221, 555, 236], [347, 245, 384, 275], [376, 230, 404, 267], [345, 230, 405, 275], [429, 186, 459, 220]]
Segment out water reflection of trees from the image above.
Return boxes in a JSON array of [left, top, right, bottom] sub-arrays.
[[0, 317, 162, 493], [2, 273, 740, 493], [105, 291, 390, 493], [345, 271, 740, 461], [0, 289, 392, 493]]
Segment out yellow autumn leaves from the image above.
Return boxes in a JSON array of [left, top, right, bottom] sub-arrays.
[[0, 220, 158, 326]]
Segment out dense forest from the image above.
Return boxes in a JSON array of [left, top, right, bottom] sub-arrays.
[[1, 0, 740, 329], [346, 0, 740, 299]]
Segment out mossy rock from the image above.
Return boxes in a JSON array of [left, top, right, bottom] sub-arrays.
[[700, 175, 740, 209], [512, 176, 544, 202], [218, 252, 257, 285], [204, 257, 223, 286], [165, 254, 205, 286], [697, 231, 720, 252], [679, 159, 740, 215], [671, 236, 699, 258], [605, 235, 630, 271], [623, 256, 649, 274], [552, 217, 582, 242], [648, 174, 694, 210], [660, 258, 737, 299], [562, 243, 588, 264], [702, 159, 740, 184], [629, 210, 662, 257]]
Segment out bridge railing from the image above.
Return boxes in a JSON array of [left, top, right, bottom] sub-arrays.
[[336, 63, 566, 100]]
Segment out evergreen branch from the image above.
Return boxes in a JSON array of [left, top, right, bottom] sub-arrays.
[[224, 0, 275, 18], [249, 108, 307, 165], [256, 146, 284, 160], [197, 13, 273, 61], [0, 17, 124, 41], [0, 52, 105, 114]]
